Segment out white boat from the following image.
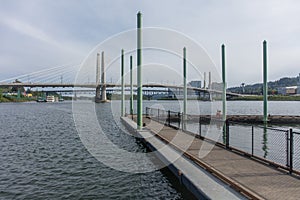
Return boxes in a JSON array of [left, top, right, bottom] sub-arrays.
[[46, 96, 55, 102]]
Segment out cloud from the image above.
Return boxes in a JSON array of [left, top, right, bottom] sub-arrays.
[[0, 0, 300, 86], [0, 15, 60, 47]]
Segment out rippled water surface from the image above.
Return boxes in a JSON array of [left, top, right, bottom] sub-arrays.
[[0, 102, 195, 200], [1, 100, 299, 199]]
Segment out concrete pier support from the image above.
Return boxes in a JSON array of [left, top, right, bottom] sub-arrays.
[[203, 72, 206, 89], [100, 51, 107, 102], [208, 71, 211, 89], [95, 53, 101, 102]]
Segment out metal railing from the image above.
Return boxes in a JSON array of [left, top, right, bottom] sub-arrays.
[[145, 107, 300, 175]]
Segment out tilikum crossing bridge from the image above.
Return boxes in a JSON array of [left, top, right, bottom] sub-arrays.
[[0, 58, 243, 102]]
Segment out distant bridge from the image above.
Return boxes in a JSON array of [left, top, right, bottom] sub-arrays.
[[0, 82, 243, 97]]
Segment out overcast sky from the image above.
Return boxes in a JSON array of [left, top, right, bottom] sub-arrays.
[[1, 0, 300, 87]]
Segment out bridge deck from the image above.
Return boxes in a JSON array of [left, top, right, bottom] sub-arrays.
[[136, 116, 300, 200]]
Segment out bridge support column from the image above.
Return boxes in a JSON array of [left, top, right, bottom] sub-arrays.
[[208, 71, 211, 89], [101, 51, 107, 102], [137, 12, 143, 130], [95, 53, 101, 102], [203, 72, 206, 89]]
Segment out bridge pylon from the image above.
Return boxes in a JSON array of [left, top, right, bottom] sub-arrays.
[[95, 53, 101, 102], [100, 51, 108, 103]]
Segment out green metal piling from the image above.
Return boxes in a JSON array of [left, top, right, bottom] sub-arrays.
[[183, 47, 187, 130], [263, 40, 268, 123], [222, 44, 227, 121], [130, 55, 134, 115], [121, 49, 125, 117], [222, 44, 227, 145], [137, 12, 143, 129]]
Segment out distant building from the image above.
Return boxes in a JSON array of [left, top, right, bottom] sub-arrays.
[[188, 81, 202, 96], [286, 86, 297, 95], [211, 82, 223, 91], [278, 86, 299, 95], [189, 81, 201, 88]]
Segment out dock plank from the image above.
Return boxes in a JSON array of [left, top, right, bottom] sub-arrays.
[[141, 117, 300, 200]]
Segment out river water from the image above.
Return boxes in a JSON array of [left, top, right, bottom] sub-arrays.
[[1, 100, 299, 199], [0, 102, 195, 199]]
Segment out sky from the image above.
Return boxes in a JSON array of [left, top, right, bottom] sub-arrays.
[[0, 0, 300, 87]]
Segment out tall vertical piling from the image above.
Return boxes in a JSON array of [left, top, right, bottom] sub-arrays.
[[137, 12, 143, 129], [222, 44, 227, 122], [183, 47, 187, 130], [222, 44, 227, 145], [130, 55, 134, 115], [263, 40, 268, 123], [121, 49, 125, 117]]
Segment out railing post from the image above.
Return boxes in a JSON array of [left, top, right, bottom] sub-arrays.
[[225, 120, 229, 148], [286, 131, 290, 167], [252, 126, 254, 156], [181, 112, 184, 131], [199, 116, 202, 137], [178, 112, 181, 129], [168, 110, 171, 126], [146, 107, 149, 118], [290, 128, 294, 174]]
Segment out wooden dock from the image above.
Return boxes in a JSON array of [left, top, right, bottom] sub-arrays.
[[127, 116, 300, 200]]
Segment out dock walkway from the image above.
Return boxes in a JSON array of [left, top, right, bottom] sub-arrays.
[[138, 116, 300, 200]]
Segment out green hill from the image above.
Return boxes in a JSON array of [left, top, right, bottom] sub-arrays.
[[228, 74, 300, 95]]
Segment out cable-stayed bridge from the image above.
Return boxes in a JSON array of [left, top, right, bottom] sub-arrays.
[[0, 64, 242, 100], [0, 61, 243, 101]]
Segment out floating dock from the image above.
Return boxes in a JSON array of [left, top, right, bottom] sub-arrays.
[[122, 116, 300, 200], [166, 114, 300, 124], [121, 117, 245, 200]]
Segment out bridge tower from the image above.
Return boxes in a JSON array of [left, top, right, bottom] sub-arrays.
[[100, 51, 108, 102], [208, 71, 211, 89], [95, 53, 101, 102], [203, 72, 206, 89]]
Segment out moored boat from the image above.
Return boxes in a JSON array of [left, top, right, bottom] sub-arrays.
[[46, 96, 55, 102]]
